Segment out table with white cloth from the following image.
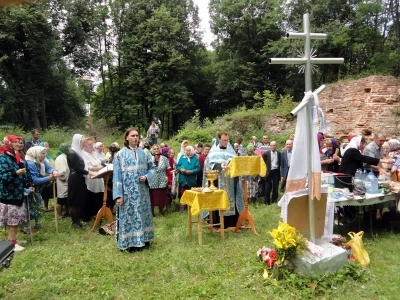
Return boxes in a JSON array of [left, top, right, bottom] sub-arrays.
[[325, 191, 397, 237], [278, 185, 397, 238]]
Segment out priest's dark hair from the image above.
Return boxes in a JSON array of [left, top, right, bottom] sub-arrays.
[[124, 128, 140, 148]]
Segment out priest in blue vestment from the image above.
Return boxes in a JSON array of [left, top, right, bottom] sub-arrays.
[[113, 128, 155, 252], [203, 132, 244, 228]]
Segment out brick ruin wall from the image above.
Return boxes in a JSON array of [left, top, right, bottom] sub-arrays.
[[318, 75, 400, 141]]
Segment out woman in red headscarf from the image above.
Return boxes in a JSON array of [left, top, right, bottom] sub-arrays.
[[0, 135, 34, 252]]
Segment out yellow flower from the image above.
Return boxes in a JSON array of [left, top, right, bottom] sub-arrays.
[[270, 228, 279, 239], [274, 239, 283, 249]]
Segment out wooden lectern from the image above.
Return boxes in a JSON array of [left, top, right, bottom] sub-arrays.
[[90, 167, 114, 231], [225, 156, 267, 235]]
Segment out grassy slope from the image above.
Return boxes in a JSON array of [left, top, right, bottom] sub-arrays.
[[1, 198, 399, 299]]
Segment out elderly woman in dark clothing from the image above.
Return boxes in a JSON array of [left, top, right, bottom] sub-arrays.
[[338, 136, 393, 176], [338, 135, 394, 221], [67, 134, 96, 228]]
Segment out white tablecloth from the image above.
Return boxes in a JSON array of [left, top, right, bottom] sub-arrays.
[[278, 185, 398, 237], [324, 192, 397, 237]]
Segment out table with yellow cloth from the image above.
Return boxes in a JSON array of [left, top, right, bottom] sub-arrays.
[[180, 190, 229, 245], [225, 156, 266, 178], [225, 156, 267, 234]]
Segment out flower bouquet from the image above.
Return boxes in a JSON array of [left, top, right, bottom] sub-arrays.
[[257, 222, 307, 279]]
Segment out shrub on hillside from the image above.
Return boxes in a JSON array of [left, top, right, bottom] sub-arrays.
[[0, 125, 26, 138], [174, 110, 229, 144]]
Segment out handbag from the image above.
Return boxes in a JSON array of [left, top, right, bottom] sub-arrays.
[[346, 231, 370, 267], [99, 221, 116, 236], [171, 172, 177, 195]]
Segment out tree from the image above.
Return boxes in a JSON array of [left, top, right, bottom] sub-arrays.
[[92, 0, 209, 137], [209, 0, 287, 109], [0, 2, 86, 129]]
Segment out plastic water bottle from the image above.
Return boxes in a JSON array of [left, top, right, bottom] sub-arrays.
[[362, 170, 367, 181], [370, 172, 379, 194], [355, 169, 361, 181], [365, 171, 378, 194], [328, 172, 335, 187], [354, 169, 363, 189]]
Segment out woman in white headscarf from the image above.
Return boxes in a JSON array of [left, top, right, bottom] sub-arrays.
[[338, 136, 393, 176], [25, 146, 60, 232], [67, 134, 96, 228], [93, 142, 106, 164], [83, 138, 105, 222], [177, 140, 189, 162]]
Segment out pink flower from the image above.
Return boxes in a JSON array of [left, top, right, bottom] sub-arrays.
[[257, 246, 270, 257]]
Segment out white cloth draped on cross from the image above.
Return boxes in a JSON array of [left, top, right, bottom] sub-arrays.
[[285, 91, 322, 200]]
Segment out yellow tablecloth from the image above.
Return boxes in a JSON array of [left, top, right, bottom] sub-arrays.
[[225, 156, 267, 178], [180, 190, 230, 216]]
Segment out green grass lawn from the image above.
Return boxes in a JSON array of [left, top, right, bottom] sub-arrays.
[[1, 200, 400, 300]]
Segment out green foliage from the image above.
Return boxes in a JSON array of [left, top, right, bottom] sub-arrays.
[[2, 0, 400, 137], [167, 94, 295, 150], [262, 262, 365, 298], [90, 0, 212, 138], [0, 196, 398, 299], [0, 124, 123, 157], [0, 2, 86, 130], [254, 90, 296, 118], [173, 110, 229, 144], [210, 0, 287, 109]]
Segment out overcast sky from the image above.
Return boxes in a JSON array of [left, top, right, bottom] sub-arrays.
[[193, 0, 215, 48]]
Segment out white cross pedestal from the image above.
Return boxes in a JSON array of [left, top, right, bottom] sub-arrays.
[[270, 13, 347, 275], [295, 239, 348, 276]]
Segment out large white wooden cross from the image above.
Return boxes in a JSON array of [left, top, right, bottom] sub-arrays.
[[269, 13, 344, 242]]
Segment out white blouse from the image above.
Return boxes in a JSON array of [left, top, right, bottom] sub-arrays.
[[84, 151, 105, 193], [54, 153, 69, 198]]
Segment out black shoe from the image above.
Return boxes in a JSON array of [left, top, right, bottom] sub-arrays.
[[144, 242, 151, 249], [128, 246, 143, 252]]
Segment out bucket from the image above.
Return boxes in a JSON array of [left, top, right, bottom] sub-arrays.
[[334, 175, 353, 192]]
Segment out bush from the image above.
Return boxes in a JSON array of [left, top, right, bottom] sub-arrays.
[[173, 110, 230, 146]]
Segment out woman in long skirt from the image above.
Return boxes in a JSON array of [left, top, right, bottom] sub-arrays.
[[149, 144, 169, 216]]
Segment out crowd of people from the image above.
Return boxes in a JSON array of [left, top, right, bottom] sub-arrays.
[[0, 129, 119, 252], [2, 123, 399, 253]]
